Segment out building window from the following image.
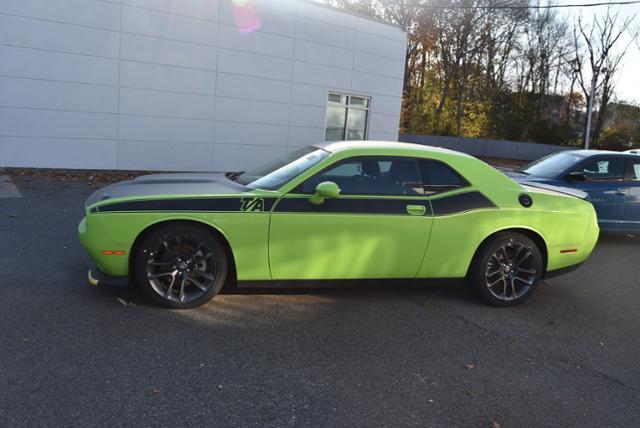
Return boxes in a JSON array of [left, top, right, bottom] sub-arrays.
[[325, 93, 370, 141]]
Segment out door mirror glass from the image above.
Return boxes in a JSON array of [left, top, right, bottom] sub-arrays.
[[310, 181, 341, 205], [567, 171, 586, 181]]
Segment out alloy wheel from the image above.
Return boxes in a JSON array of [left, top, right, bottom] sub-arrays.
[[145, 234, 218, 304], [484, 242, 537, 302]]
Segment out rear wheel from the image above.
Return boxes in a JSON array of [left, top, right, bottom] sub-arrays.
[[133, 223, 228, 309], [469, 232, 543, 307]]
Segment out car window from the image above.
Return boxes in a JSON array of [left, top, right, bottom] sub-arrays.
[[631, 160, 640, 180], [299, 157, 424, 196], [418, 159, 468, 195], [323, 162, 360, 177], [576, 158, 625, 181]]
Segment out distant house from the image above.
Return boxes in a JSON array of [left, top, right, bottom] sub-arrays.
[[0, 0, 407, 171]]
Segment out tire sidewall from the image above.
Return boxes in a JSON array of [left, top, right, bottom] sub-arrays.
[[133, 224, 228, 309]]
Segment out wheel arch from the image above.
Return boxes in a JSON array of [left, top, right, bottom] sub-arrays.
[[467, 227, 548, 277], [128, 218, 237, 284]]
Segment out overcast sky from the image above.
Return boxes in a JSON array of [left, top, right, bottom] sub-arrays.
[[559, 0, 640, 104]]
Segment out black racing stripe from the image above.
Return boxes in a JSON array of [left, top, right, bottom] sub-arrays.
[[274, 197, 432, 215], [97, 197, 277, 213], [430, 191, 496, 216]]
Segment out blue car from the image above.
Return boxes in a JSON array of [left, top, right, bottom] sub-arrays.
[[510, 150, 640, 232]]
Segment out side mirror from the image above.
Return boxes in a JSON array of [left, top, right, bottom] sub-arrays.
[[309, 181, 341, 205], [567, 171, 586, 181]]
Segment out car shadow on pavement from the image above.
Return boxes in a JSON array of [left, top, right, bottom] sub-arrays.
[[88, 275, 478, 309]]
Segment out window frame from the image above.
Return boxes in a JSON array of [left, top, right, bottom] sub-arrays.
[[292, 155, 470, 197], [324, 92, 371, 142]]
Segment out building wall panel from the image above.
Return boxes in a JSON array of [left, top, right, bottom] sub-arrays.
[[119, 88, 215, 120], [0, 0, 406, 171], [120, 0, 220, 22], [0, 76, 118, 113], [0, 14, 120, 58], [121, 6, 219, 46], [119, 61, 216, 94]]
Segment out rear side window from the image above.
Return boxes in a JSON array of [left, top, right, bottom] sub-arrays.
[[576, 158, 625, 181], [418, 160, 468, 195]]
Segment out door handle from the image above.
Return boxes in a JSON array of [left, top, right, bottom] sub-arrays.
[[406, 205, 427, 216], [615, 189, 627, 196]]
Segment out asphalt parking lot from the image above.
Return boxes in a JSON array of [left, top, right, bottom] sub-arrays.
[[1, 174, 639, 427]]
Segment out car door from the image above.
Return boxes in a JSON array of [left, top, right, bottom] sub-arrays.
[[623, 157, 640, 230], [571, 156, 627, 229], [268, 156, 433, 280]]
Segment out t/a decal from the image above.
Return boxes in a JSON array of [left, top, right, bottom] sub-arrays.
[[240, 197, 265, 212]]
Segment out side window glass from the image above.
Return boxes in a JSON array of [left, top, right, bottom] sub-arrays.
[[632, 161, 640, 180], [577, 158, 625, 181], [300, 157, 424, 196], [419, 159, 468, 195]]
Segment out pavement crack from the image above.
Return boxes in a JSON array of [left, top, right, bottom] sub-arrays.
[[589, 367, 639, 393]]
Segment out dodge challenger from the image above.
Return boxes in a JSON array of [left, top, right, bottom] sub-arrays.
[[79, 141, 599, 308]]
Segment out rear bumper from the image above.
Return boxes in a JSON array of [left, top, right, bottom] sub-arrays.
[[543, 262, 584, 279], [88, 264, 129, 288]]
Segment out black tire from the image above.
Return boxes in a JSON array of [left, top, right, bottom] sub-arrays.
[[468, 232, 543, 307], [133, 223, 228, 309]]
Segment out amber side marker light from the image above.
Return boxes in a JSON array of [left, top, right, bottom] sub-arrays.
[[560, 249, 577, 254], [101, 250, 127, 256]]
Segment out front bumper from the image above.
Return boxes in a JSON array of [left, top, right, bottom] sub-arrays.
[[88, 264, 129, 288], [79, 215, 131, 277]]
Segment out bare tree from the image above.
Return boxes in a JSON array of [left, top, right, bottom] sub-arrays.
[[327, 0, 636, 145], [480, 0, 528, 93], [325, 0, 379, 15], [572, 8, 636, 147]]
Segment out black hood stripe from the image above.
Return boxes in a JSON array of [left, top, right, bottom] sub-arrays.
[[97, 197, 277, 213]]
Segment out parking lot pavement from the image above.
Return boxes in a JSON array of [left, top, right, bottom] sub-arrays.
[[1, 176, 639, 427]]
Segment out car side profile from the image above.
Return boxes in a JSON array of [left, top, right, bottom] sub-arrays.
[[510, 150, 640, 232], [79, 141, 599, 309]]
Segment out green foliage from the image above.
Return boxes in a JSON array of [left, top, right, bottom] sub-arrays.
[[597, 103, 640, 150], [484, 91, 575, 145]]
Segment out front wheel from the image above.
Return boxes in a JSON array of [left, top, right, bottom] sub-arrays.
[[469, 232, 543, 307], [133, 223, 228, 309]]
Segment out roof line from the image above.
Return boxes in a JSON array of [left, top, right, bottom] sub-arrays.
[[298, 0, 408, 32]]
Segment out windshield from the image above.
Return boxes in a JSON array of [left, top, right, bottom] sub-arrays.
[[236, 146, 330, 190], [520, 152, 585, 179]]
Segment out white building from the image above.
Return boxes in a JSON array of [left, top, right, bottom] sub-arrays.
[[0, 0, 407, 171]]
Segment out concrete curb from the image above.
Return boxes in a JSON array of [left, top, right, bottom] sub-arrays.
[[0, 174, 22, 198]]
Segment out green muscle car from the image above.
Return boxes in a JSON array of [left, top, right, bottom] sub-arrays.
[[79, 141, 599, 308]]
